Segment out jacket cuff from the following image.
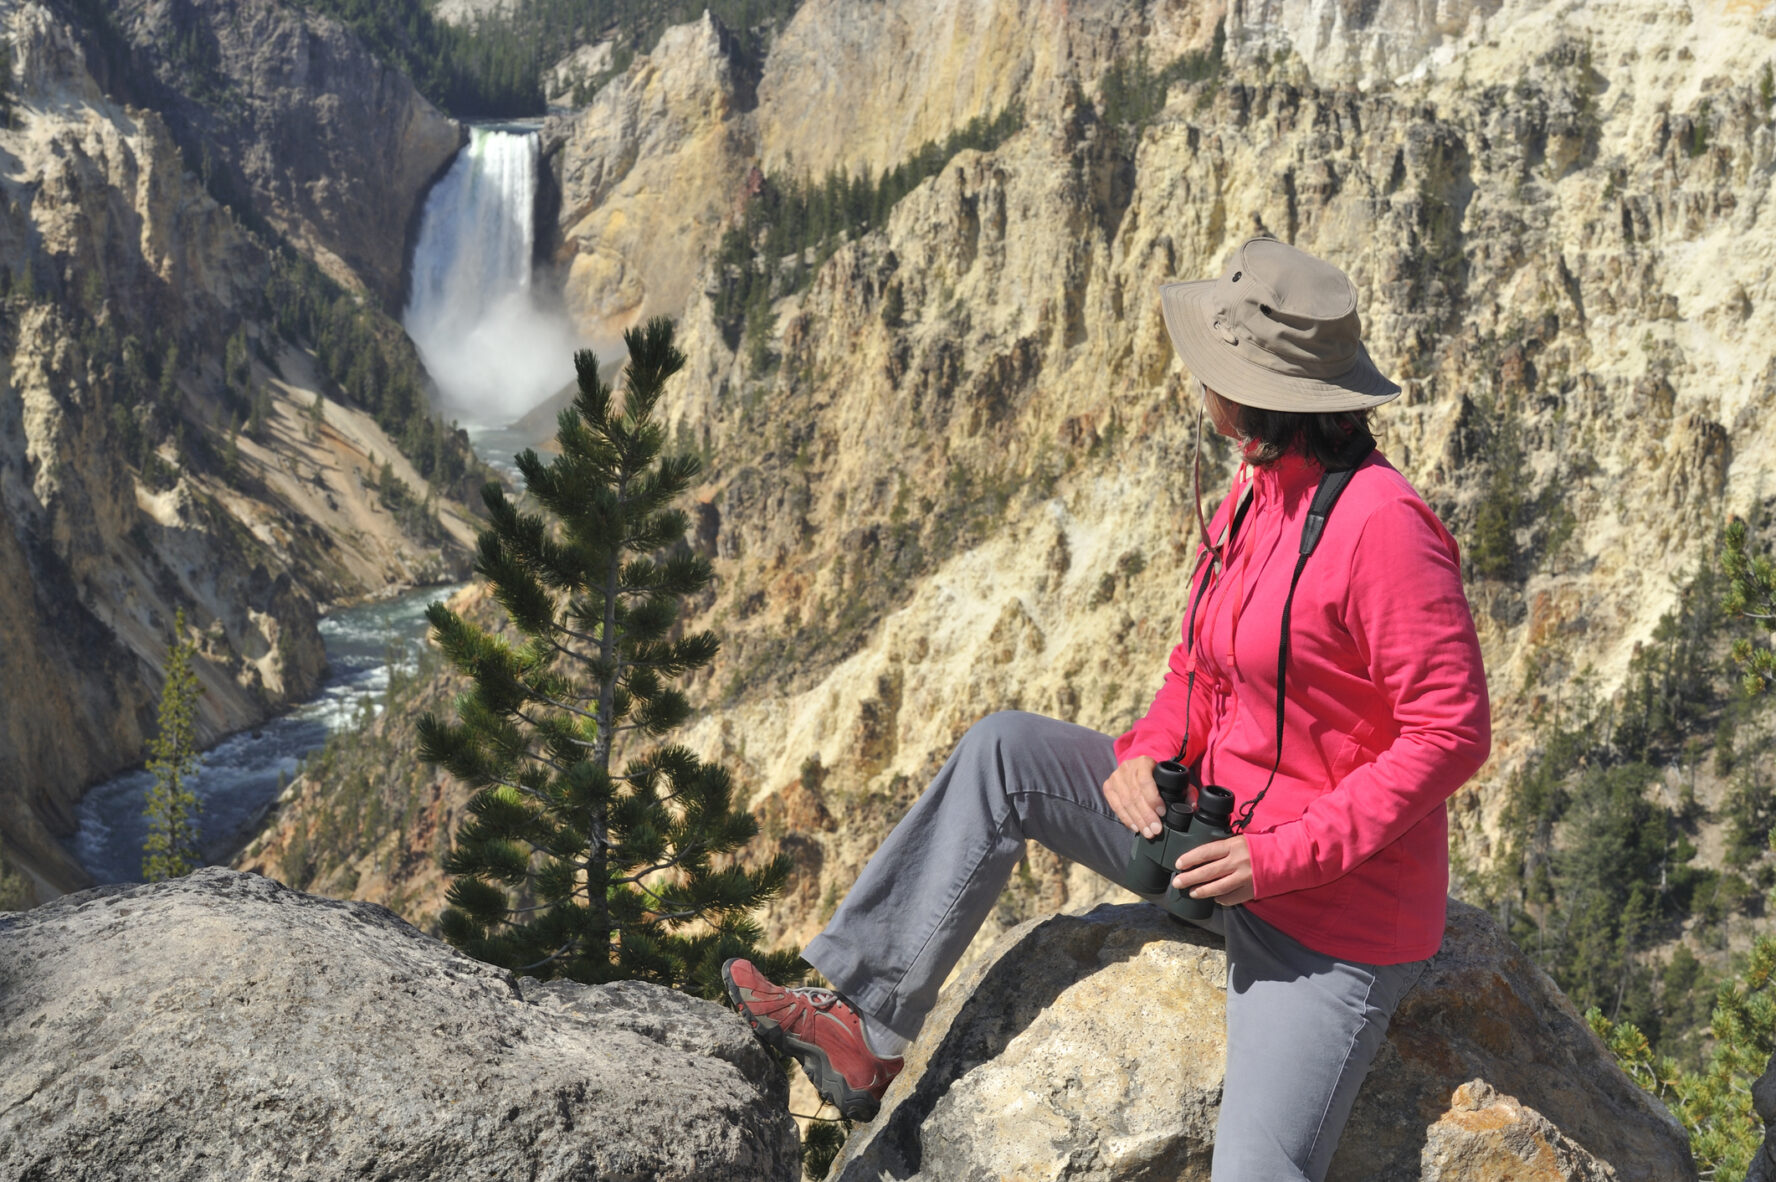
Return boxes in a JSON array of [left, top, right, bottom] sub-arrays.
[[1112, 731, 1175, 765]]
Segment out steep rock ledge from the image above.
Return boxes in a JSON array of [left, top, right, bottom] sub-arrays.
[[0, 868, 800, 1182]]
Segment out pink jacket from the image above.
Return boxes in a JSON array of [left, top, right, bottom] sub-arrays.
[[1113, 447, 1491, 964]]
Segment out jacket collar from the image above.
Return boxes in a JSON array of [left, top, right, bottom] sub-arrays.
[[1242, 444, 1325, 500]]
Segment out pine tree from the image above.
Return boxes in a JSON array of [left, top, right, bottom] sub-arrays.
[[418, 317, 797, 998], [142, 608, 205, 881], [1725, 515, 1776, 694], [881, 281, 905, 328], [306, 392, 325, 442], [1590, 926, 1776, 1178]]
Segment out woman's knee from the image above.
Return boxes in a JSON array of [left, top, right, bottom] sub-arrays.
[[957, 710, 1110, 803], [963, 709, 1040, 750], [959, 710, 1063, 780]]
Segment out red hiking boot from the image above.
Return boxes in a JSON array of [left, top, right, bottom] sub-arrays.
[[722, 958, 903, 1120]]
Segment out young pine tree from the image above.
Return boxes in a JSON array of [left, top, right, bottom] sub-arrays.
[[142, 608, 205, 881], [1725, 515, 1776, 695], [419, 317, 797, 999], [1590, 924, 1776, 1178]]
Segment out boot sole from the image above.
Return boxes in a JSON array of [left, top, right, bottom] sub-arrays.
[[721, 958, 885, 1122]]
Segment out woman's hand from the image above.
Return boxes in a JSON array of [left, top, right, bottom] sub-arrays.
[[1173, 836, 1254, 906], [1102, 756, 1164, 838]]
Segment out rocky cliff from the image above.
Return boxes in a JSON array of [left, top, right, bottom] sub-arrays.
[[104, 0, 464, 306], [0, 872, 1689, 1181], [0, 868, 800, 1181], [0, 0, 480, 903]]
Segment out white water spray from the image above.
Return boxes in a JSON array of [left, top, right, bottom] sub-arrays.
[[404, 127, 581, 427]]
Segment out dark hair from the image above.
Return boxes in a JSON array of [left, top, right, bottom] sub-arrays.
[[1234, 404, 1375, 471]]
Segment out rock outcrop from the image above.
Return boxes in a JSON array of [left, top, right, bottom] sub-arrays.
[[547, 12, 756, 342], [0, 867, 800, 1182], [1420, 1081, 1617, 1182], [834, 901, 1692, 1181]]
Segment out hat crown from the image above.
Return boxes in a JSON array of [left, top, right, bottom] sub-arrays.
[[1211, 238, 1362, 381]]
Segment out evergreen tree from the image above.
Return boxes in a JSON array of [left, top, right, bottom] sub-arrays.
[[418, 318, 796, 998], [881, 281, 905, 327], [0, 854, 30, 911], [142, 608, 205, 881], [1725, 515, 1776, 694], [306, 392, 325, 441], [1591, 926, 1776, 1178]]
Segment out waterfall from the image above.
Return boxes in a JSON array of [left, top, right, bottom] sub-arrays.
[[404, 127, 580, 427]]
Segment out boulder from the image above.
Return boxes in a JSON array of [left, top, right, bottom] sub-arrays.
[[0, 868, 799, 1182], [1420, 1081, 1617, 1181], [834, 902, 1693, 1181]]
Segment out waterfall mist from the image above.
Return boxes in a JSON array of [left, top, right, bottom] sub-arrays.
[[404, 128, 582, 428]]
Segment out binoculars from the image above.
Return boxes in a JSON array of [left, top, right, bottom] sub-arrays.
[[1124, 760, 1236, 923]]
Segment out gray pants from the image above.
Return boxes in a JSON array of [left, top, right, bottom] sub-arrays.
[[804, 710, 1427, 1182]]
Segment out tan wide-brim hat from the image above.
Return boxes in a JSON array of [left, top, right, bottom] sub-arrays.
[[1159, 236, 1400, 412]]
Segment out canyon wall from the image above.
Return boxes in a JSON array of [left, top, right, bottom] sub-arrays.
[[105, 0, 464, 306], [0, 0, 478, 901]]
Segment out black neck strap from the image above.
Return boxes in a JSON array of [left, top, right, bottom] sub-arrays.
[[1172, 446, 1373, 834]]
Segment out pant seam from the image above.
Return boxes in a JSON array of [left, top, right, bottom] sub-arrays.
[[1301, 969, 1379, 1171]]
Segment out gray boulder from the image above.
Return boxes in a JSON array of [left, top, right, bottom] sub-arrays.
[[834, 901, 1693, 1181], [0, 868, 799, 1181]]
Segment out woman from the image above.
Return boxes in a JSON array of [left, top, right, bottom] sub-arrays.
[[723, 236, 1491, 1180]]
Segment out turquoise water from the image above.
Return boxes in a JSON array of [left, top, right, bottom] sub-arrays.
[[68, 584, 465, 885]]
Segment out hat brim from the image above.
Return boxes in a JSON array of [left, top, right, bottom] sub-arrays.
[[1159, 280, 1401, 412]]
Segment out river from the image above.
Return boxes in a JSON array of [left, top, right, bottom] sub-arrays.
[[68, 585, 464, 885]]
